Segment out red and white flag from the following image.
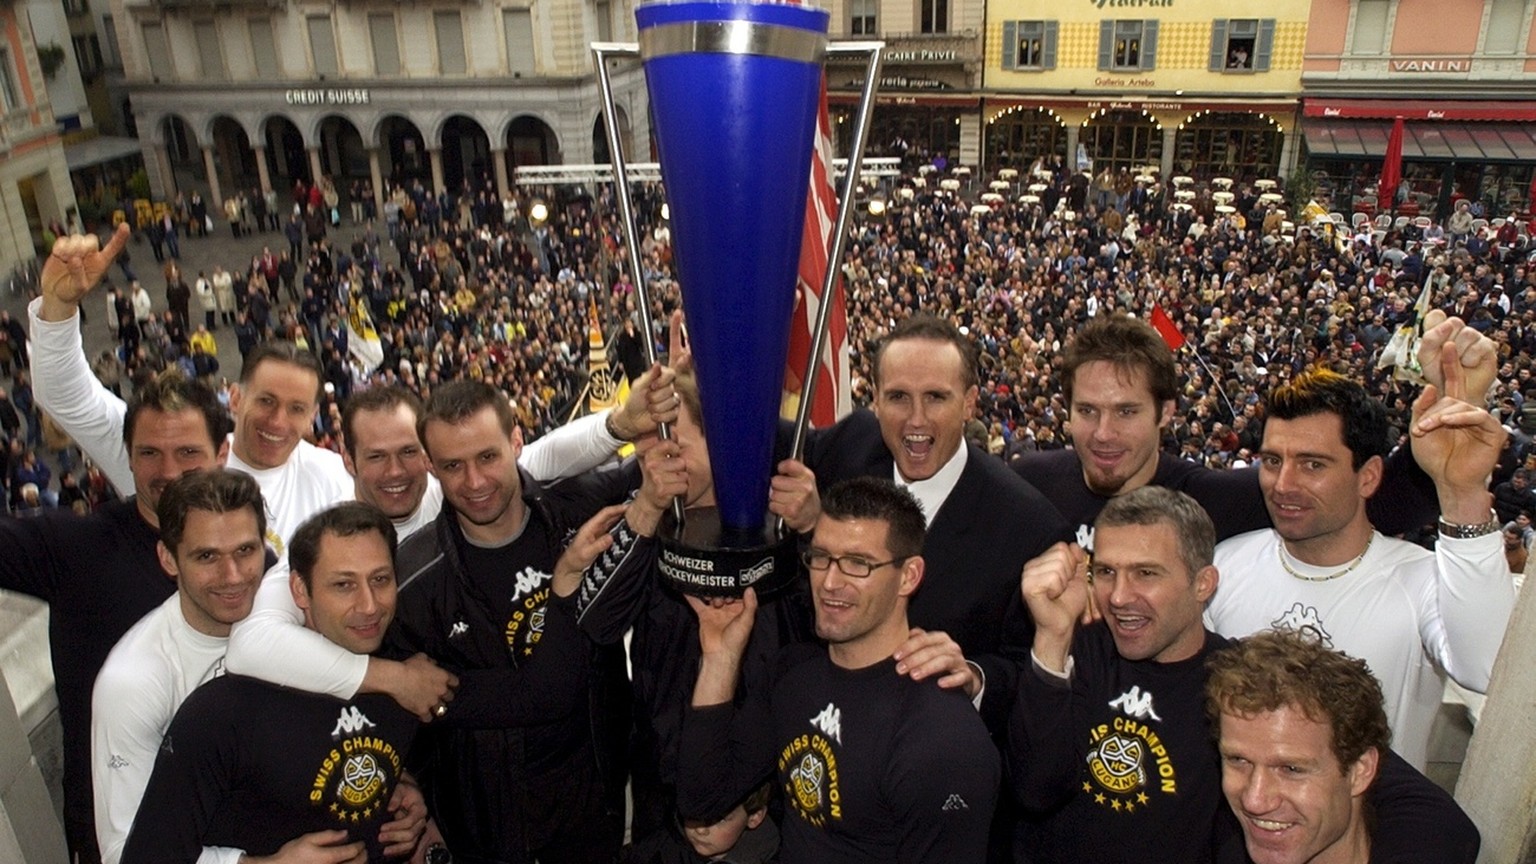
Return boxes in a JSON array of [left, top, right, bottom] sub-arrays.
[[783, 77, 852, 427]]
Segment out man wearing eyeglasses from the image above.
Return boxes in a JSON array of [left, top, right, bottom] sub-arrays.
[[676, 477, 1000, 863]]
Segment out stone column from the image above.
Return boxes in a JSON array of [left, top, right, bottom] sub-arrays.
[[959, 112, 981, 169], [368, 148, 386, 216], [492, 147, 510, 200], [1276, 127, 1298, 180], [1160, 126, 1178, 177], [254, 145, 273, 196], [1065, 125, 1080, 172], [307, 147, 324, 184], [202, 146, 224, 210], [1454, 560, 1536, 864], [429, 149, 445, 196]]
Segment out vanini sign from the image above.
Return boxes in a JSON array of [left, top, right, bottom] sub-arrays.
[[1389, 59, 1471, 73]]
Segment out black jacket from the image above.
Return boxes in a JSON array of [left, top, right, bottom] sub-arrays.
[[386, 467, 632, 862]]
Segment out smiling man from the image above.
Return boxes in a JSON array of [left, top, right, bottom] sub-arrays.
[[1012, 486, 1227, 864], [1206, 630, 1478, 864], [1205, 365, 1515, 770], [91, 469, 268, 864], [805, 314, 1066, 735], [121, 502, 425, 864]]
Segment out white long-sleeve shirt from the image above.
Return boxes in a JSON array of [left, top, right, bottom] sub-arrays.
[[91, 593, 241, 864], [1206, 528, 1515, 770]]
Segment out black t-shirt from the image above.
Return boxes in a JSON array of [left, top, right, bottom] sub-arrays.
[[121, 675, 419, 863], [682, 648, 1000, 864], [1010, 626, 1230, 864]]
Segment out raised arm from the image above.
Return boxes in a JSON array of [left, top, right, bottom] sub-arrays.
[[30, 225, 135, 491]]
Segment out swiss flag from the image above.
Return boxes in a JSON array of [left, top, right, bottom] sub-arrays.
[[1149, 304, 1186, 351], [783, 77, 852, 427]]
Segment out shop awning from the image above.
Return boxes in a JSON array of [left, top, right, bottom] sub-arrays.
[[64, 136, 144, 172], [1303, 98, 1536, 122], [1303, 118, 1536, 161]]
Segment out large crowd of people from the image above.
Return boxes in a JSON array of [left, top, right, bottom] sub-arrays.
[[0, 156, 1530, 864]]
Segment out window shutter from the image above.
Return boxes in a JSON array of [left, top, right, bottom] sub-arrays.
[[1002, 20, 1017, 70], [1209, 19, 1227, 70], [1141, 20, 1159, 70], [1255, 19, 1275, 71], [1043, 21, 1058, 69], [1098, 20, 1114, 70]]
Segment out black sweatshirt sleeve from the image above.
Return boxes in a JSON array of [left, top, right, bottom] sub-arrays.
[[120, 689, 237, 864], [1008, 653, 1080, 815], [1365, 749, 1479, 864], [575, 517, 659, 645], [677, 693, 776, 823]]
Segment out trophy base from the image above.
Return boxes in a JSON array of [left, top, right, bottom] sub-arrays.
[[657, 507, 800, 598]]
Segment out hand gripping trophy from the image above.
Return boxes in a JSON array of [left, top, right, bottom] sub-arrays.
[[594, 1, 882, 596]]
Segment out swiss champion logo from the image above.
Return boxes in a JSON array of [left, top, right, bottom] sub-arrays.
[[331, 705, 377, 740], [1108, 686, 1162, 722]]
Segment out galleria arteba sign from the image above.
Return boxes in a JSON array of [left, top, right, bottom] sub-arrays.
[[285, 89, 372, 106]]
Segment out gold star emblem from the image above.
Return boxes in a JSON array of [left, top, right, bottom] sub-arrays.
[[350, 811, 361, 823], [1137, 792, 1149, 805], [523, 647, 533, 656], [1125, 802, 1135, 813], [1082, 782, 1092, 793], [1111, 799, 1122, 811], [328, 803, 339, 814], [1094, 793, 1106, 805]]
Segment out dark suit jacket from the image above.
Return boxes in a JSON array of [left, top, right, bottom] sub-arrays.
[[804, 409, 1071, 734]]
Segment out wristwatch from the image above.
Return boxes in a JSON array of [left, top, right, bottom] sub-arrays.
[[1437, 512, 1500, 539], [425, 843, 453, 864]]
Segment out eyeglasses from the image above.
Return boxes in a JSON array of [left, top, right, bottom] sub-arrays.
[[800, 550, 907, 578]]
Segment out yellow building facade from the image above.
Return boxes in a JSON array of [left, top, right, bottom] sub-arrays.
[[982, 0, 1312, 179]]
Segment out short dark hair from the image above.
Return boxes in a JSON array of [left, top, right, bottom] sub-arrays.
[[289, 502, 398, 589], [1095, 486, 1214, 577], [1263, 367, 1390, 469], [341, 385, 424, 460], [239, 341, 325, 403], [123, 368, 232, 450], [819, 476, 926, 561], [157, 469, 266, 553], [1062, 314, 1178, 413], [419, 380, 515, 452], [1206, 629, 1391, 774], [873, 314, 979, 391]]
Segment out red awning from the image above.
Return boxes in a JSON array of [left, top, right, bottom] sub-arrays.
[[1302, 118, 1536, 160], [1303, 98, 1536, 122]]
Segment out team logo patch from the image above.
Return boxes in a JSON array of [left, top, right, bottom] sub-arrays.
[[780, 730, 843, 827], [1081, 688, 1178, 814], [311, 711, 403, 825]]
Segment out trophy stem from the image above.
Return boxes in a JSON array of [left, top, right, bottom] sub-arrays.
[[788, 42, 885, 465], [593, 41, 685, 526]]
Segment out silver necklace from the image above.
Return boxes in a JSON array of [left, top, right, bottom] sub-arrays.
[[1277, 534, 1374, 583]]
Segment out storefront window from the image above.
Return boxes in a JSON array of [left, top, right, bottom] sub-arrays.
[[986, 108, 1066, 172], [1172, 113, 1282, 181], [1081, 109, 1161, 174]]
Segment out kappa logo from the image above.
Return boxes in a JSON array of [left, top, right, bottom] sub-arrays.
[[331, 706, 377, 740], [108, 754, 129, 769], [1075, 523, 1095, 552], [510, 567, 549, 603], [1271, 603, 1333, 644], [942, 794, 969, 811], [810, 702, 843, 746], [449, 621, 468, 639], [1108, 686, 1163, 722]]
